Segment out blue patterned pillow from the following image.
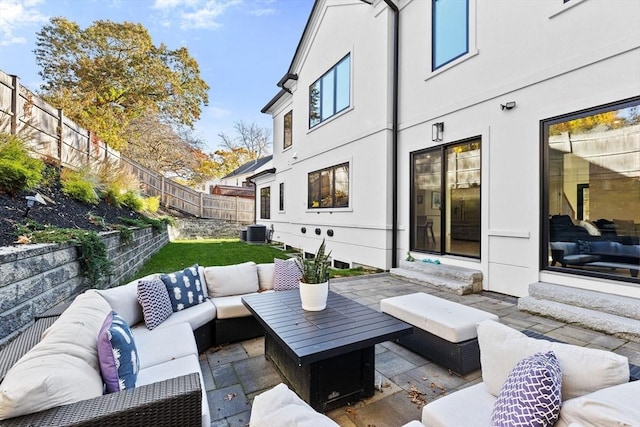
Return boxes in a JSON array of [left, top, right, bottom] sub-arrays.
[[97, 311, 140, 393], [137, 277, 173, 330], [160, 264, 206, 312], [273, 258, 302, 291], [491, 351, 562, 427]]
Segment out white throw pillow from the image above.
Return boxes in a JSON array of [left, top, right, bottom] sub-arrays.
[[204, 261, 259, 297], [257, 263, 275, 290], [0, 290, 111, 420], [579, 220, 601, 236], [477, 320, 629, 401]]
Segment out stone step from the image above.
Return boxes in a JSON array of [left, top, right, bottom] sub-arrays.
[[390, 260, 483, 295], [528, 282, 640, 321], [518, 296, 640, 342]]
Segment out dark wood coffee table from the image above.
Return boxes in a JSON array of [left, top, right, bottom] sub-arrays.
[[242, 290, 412, 412]]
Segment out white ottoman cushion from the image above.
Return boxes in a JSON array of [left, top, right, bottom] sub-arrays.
[[380, 293, 498, 343]]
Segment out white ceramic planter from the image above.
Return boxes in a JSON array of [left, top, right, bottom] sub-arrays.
[[299, 280, 329, 311]]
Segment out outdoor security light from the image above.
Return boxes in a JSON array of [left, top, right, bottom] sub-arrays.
[[501, 101, 517, 110]]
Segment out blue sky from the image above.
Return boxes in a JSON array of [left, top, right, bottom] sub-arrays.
[[0, 0, 313, 152]]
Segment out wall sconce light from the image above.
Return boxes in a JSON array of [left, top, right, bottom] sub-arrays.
[[291, 151, 298, 160], [24, 193, 46, 217], [432, 122, 444, 142], [500, 101, 516, 111]]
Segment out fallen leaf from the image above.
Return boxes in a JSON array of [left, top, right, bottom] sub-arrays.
[[224, 393, 236, 401], [14, 235, 31, 244]]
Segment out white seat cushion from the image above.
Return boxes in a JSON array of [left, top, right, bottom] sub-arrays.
[[132, 299, 216, 333], [137, 354, 209, 427], [380, 293, 498, 343], [132, 322, 198, 369], [421, 383, 495, 427], [477, 319, 629, 400], [211, 293, 254, 319]]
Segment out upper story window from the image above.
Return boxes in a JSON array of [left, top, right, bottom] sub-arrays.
[[432, 0, 469, 70], [309, 54, 350, 128], [308, 163, 349, 209], [284, 110, 292, 150]]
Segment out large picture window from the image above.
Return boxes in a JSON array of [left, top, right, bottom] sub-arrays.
[[284, 111, 292, 150], [411, 138, 481, 258], [309, 55, 350, 128], [260, 187, 271, 219], [543, 97, 640, 282], [432, 0, 469, 70], [308, 163, 349, 209]]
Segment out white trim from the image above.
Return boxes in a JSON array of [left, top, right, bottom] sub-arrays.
[[549, 0, 588, 19], [488, 230, 530, 239]]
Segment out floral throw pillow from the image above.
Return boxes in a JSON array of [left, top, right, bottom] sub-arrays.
[[137, 277, 173, 330], [491, 351, 562, 427], [97, 311, 140, 393], [160, 264, 206, 312], [273, 258, 302, 291]]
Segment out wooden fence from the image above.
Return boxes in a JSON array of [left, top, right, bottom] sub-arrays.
[[0, 70, 254, 224]]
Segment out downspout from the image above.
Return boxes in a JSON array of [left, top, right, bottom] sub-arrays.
[[384, 0, 400, 269]]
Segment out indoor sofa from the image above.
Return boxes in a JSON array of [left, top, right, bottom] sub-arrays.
[[408, 320, 638, 427], [0, 261, 278, 427], [550, 240, 640, 277]]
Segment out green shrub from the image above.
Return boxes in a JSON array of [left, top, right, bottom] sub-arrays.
[[120, 190, 144, 211], [142, 196, 160, 213], [61, 168, 100, 204], [0, 134, 45, 194]]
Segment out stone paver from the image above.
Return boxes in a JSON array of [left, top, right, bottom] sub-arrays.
[[202, 273, 640, 427]]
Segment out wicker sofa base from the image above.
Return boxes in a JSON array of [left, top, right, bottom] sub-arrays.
[[395, 326, 480, 375], [215, 315, 264, 345]]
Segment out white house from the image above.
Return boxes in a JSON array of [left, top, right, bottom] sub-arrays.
[[257, 0, 640, 306]]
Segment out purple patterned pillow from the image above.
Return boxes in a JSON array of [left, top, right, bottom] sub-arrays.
[[273, 258, 302, 291], [491, 351, 562, 427], [97, 311, 139, 393], [137, 277, 173, 330]]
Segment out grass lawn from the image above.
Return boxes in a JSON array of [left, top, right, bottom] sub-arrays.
[[133, 239, 380, 279]]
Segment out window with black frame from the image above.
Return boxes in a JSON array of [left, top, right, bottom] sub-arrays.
[[260, 187, 271, 219], [279, 182, 284, 212], [309, 55, 350, 128], [411, 138, 481, 258], [284, 111, 292, 150], [308, 163, 349, 209], [543, 97, 640, 281]]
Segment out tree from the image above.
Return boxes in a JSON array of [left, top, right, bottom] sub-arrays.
[[34, 18, 209, 150], [218, 120, 272, 160]]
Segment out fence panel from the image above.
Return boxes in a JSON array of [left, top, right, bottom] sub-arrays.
[[0, 69, 255, 223]]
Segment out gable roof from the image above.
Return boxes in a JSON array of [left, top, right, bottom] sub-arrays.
[[223, 155, 273, 178]]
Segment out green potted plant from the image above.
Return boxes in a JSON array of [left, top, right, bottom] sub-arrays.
[[296, 239, 331, 311]]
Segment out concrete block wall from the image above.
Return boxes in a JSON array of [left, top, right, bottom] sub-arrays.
[[0, 227, 169, 345], [168, 218, 247, 241]]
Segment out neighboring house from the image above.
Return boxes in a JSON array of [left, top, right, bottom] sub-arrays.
[[203, 155, 274, 194], [210, 185, 255, 199], [257, 0, 640, 304]]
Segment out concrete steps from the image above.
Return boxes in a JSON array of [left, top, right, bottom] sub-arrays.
[[390, 259, 483, 295], [519, 282, 640, 342]]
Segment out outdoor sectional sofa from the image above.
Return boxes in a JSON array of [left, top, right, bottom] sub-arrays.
[[0, 261, 277, 427]]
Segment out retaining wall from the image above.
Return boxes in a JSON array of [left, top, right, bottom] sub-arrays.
[[0, 227, 169, 345], [168, 218, 246, 240]]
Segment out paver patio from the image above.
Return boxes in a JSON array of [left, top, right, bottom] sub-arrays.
[[200, 273, 640, 427]]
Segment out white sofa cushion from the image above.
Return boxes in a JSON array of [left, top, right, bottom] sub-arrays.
[[249, 383, 339, 427], [555, 380, 640, 427], [97, 277, 152, 326], [132, 322, 198, 369], [131, 299, 216, 333], [0, 290, 111, 420], [477, 320, 629, 400], [137, 354, 210, 427], [257, 263, 275, 290], [204, 261, 259, 297], [209, 290, 272, 319], [421, 383, 496, 427]]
